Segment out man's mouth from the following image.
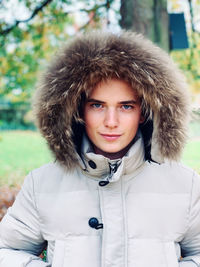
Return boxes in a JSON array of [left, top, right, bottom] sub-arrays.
[[100, 134, 121, 141]]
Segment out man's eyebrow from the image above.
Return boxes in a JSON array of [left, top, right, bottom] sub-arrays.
[[119, 100, 138, 104], [87, 98, 105, 104], [87, 99, 138, 104]]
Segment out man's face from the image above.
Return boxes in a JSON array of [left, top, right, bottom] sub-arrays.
[[84, 79, 144, 159]]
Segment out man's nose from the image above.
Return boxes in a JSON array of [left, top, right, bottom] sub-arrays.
[[104, 109, 118, 128]]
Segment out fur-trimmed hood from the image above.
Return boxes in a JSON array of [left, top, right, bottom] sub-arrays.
[[33, 31, 190, 169]]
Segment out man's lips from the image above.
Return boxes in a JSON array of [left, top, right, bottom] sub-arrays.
[[100, 133, 121, 141]]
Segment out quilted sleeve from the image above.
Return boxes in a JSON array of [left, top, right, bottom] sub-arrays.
[[180, 171, 200, 267], [0, 172, 50, 266]]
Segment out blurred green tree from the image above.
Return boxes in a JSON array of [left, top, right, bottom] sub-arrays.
[[0, 0, 116, 128], [169, 0, 200, 106], [0, 0, 115, 102], [120, 0, 169, 51]]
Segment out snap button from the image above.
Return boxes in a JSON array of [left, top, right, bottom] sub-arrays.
[[88, 217, 103, 229], [88, 217, 98, 228], [99, 181, 110, 186], [88, 160, 97, 169]]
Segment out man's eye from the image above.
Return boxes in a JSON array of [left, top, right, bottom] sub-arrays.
[[91, 103, 102, 109], [122, 105, 133, 110]]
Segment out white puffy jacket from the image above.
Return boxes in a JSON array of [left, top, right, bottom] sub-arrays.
[[0, 136, 200, 267]]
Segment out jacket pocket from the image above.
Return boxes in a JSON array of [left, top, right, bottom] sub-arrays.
[[128, 238, 179, 267], [52, 235, 101, 267]]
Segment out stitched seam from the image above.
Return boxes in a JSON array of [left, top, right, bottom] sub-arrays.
[[30, 171, 44, 241], [121, 177, 128, 267], [98, 186, 105, 267], [185, 171, 195, 234], [163, 242, 169, 267]]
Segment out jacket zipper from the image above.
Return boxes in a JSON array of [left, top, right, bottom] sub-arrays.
[[108, 160, 121, 181], [98, 160, 121, 186]]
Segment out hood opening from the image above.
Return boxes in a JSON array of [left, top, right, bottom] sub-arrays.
[[140, 119, 154, 162], [72, 121, 85, 157], [34, 31, 190, 169]]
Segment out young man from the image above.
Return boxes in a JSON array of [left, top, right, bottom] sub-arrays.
[[0, 31, 200, 267]]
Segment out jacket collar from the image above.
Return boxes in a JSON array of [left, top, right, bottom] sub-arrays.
[[80, 131, 145, 182]]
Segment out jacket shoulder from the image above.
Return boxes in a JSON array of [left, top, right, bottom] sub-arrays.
[[31, 162, 66, 179], [142, 161, 200, 193], [146, 161, 198, 178], [29, 162, 74, 193]]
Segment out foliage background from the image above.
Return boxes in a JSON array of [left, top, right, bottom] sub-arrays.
[[0, 0, 120, 129], [0, 0, 200, 129]]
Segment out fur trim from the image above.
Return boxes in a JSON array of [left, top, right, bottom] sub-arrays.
[[33, 31, 190, 168]]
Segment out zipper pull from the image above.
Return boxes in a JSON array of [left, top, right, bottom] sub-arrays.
[[109, 161, 121, 180], [109, 164, 117, 176], [99, 160, 122, 186]]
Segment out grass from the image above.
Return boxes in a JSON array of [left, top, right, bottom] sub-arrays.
[[181, 119, 200, 173], [0, 123, 200, 186], [182, 140, 200, 173], [0, 131, 52, 186]]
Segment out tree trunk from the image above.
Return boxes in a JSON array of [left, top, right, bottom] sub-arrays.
[[120, 0, 169, 51]]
